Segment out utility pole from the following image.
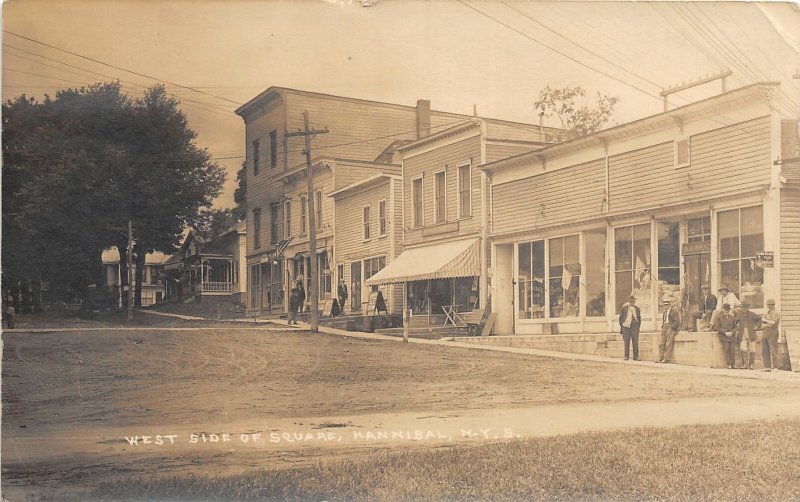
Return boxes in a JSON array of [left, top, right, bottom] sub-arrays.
[[285, 112, 329, 332], [127, 220, 134, 322]]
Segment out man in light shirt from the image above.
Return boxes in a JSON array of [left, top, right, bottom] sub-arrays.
[[708, 284, 741, 329]]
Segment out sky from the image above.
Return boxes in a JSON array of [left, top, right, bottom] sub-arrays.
[[3, 0, 800, 208]]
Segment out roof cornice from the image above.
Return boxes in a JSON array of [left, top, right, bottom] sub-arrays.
[[397, 120, 481, 153], [482, 82, 781, 174]]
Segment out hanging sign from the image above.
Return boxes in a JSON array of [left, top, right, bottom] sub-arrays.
[[755, 251, 774, 268]]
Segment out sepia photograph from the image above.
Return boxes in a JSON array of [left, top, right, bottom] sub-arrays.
[[2, 1, 800, 500]]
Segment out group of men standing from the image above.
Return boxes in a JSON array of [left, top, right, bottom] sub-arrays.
[[619, 284, 783, 370]]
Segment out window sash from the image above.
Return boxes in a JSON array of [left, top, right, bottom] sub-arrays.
[[458, 163, 471, 217], [379, 200, 387, 236], [363, 205, 371, 240], [435, 171, 446, 223], [269, 131, 277, 168], [412, 178, 423, 227]]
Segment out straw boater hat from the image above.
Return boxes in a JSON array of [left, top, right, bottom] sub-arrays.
[[719, 284, 729, 291], [767, 298, 776, 305], [661, 295, 672, 304]]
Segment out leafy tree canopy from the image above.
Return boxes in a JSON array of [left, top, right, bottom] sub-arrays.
[[2, 82, 226, 304], [534, 86, 619, 140]]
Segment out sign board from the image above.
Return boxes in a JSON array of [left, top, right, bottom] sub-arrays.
[[681, 241, 711, 256], [322, 298, 335, 317], [755, 251, 774, 268], [366, 290, 387, 315]]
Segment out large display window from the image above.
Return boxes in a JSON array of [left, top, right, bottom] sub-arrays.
[[517, 234, 580, 320], [614, 224, 652, 315], [584, 229, 607, 317], [718, 205, 764, 308]]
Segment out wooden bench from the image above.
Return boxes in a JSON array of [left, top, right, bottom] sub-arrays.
[[462, 307, 486, 336]]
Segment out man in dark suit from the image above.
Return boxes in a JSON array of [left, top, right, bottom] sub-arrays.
[[658, 297, 681, 363], [619, 295, 641, 361], [691, 284, 717, 331], [714, 303, 738, 369], [337, 279, 348, 316]]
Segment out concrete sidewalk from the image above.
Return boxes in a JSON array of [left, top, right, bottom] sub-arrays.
[[274, 317, 800, 382]]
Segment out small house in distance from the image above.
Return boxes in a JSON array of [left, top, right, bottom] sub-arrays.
[[162, 221, 247, 306], [102, 248, 168, 306]]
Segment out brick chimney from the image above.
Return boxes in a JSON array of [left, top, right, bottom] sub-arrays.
[[416, 99, 431, 139]]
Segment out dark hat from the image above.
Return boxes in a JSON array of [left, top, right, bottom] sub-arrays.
[[628, 295, 636, 301], [767, 299, 776, 305], [722, 303, 731, 310]]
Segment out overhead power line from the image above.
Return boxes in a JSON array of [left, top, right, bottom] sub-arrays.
[[3, 30, 244, 107], [457, 1, 663, 103], [3, 46, 239, 119], [502, 2, 663, 91]]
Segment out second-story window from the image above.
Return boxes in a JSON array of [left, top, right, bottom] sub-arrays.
[[379, 199, 387, 237], [300, 196, 307, 235], [363, 205, 371, 240], [435, 170, 446, 223], [284, 201, 292, 239], [412, 177, 423, 228], [253, 139, 260, 176], [270, 130, 278, 168], [270, 205, 279, 244], [252, 207, 261, 249], [315, 191, 322, 230], [675, 139, 691, 168], [458, 162, 471, 218]]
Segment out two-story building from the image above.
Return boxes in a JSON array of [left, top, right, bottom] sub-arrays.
[[483, 83, 798, 345], [367, 118, 560, 324], [162, 222, 247, 306], [102, 248, 167, 306], [330, 166, 403, 314]]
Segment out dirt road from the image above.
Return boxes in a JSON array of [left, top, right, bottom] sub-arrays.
[[3, 325, 799, 500]]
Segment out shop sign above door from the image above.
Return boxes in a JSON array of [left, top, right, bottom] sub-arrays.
[[681, 241, 711, 256]]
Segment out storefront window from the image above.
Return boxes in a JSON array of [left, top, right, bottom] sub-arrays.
[[615, 223, 652, 315], [687, 216, 711, 243], [517, 236, 577, 320], [657, 222, 680, 285], [718, 206, 764, 308], [585, 229, 606, 317], [517, 240, 545, 319], [549, 235, 580, 318]]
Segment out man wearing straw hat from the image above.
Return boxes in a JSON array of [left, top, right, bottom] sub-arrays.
[[658, 296, 681, 364]]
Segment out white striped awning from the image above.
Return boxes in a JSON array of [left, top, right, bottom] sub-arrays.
[[366, 237, 479, 285]]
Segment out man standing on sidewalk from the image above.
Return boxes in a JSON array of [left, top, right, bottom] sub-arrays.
[[658, 297, 681, 363], [337, 278, 348, 317], [761, 299, 781, 371], [734, 302, 760, 370], [619, 295, 641, 361], [714, 303, 737, 369]]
